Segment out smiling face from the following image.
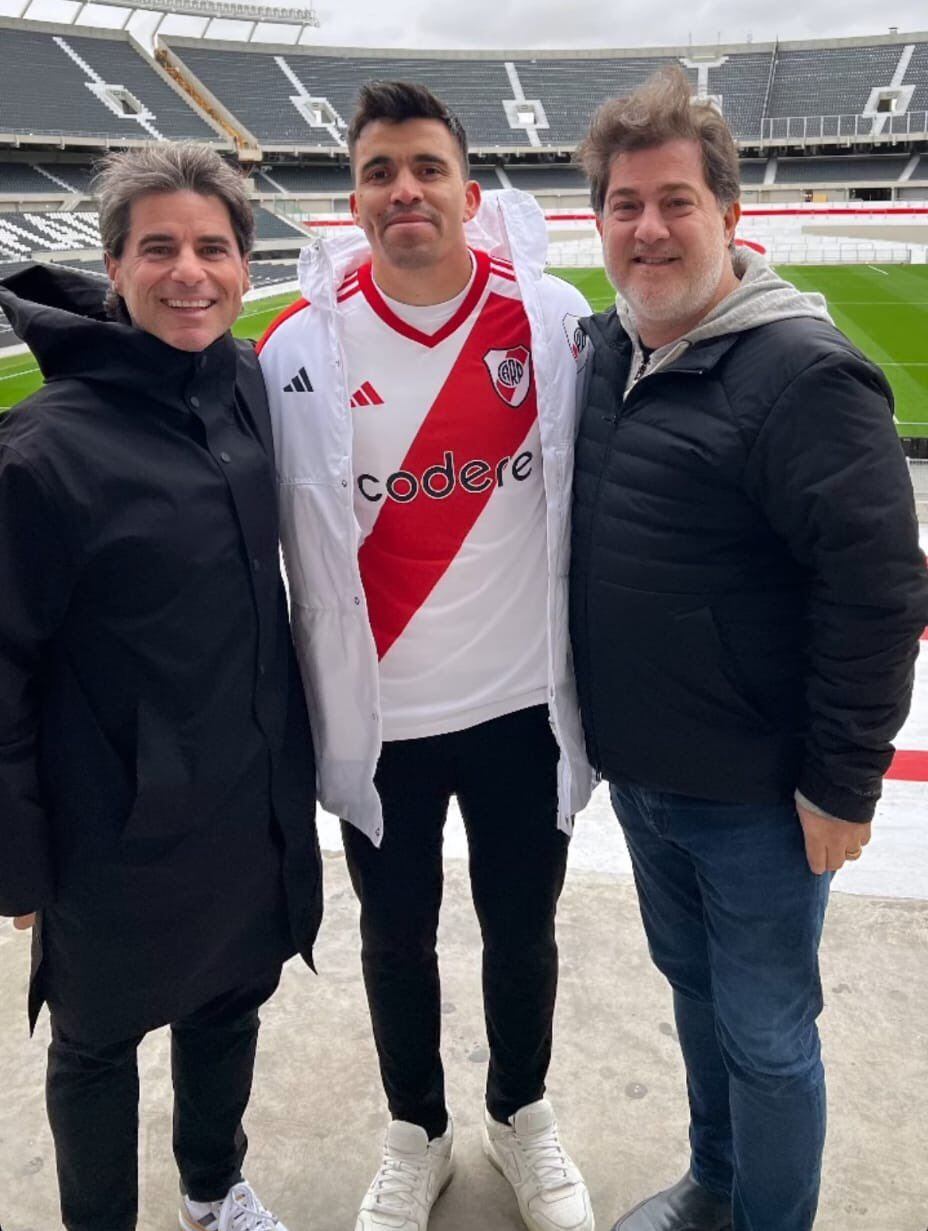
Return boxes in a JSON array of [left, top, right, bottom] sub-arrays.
[[104, 189, 250, 352], [597, 138, 741, 348], [350, 117, 480, 300]]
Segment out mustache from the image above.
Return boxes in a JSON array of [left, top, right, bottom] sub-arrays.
[[382, 205, 440, 226]]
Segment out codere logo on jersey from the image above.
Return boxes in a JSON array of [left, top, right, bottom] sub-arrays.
[[358, 449, 534, 504], [483, 346, 532, 408]]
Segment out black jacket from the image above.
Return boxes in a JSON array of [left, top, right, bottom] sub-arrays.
[[0, 265, 322, 1041], [570, 308, 928, 822]]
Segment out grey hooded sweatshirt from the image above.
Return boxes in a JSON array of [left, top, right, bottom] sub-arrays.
[[617, 247, 834, 397]]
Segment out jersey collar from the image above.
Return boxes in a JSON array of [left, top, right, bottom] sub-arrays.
[[355, 249, 491, 349]]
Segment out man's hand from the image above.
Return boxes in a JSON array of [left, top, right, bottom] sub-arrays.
[[796, 803, 871, 875], [12, 914, 36, 930]]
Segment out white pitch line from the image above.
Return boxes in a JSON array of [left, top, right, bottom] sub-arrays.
[[867, 265, 890, 275], [0, 365, 38, 382]]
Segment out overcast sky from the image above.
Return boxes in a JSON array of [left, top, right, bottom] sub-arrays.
[[3, 0, 926, 50]]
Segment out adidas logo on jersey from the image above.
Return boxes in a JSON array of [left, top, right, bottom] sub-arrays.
[[350, 381, 384, 409], [283, 366, 313, 393]]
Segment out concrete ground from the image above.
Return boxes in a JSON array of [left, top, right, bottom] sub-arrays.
[[1, 846, 926, 1231]]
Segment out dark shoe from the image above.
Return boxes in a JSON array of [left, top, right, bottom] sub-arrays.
[[611, 1171, 732, 1231]]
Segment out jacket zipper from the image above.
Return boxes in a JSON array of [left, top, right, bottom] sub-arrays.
[[580, 356, 707, 771]]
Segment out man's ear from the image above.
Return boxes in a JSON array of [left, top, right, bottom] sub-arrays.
[[103, 252, 120, 294], [723, 200, 742, 246], [463, 180, 481, 224], [595, 215, 603, 238], [349, 191, 359, 226]]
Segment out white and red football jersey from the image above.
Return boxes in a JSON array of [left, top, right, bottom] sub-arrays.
[[341, 248, 549, 740]]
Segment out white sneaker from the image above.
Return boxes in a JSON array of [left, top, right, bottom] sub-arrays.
[[483, 1100, 594, 1231], [355, 1118, 455, 1231], [180, 1181, 287, 1231]]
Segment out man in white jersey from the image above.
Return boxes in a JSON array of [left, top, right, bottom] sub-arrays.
[[258, 81, 595, 1231]]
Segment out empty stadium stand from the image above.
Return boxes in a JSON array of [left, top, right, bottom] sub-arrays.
[[0, 163, 97, 195], [254, 208, 306, 239], [503, 165, 586, 190], [158, 33, 928, 153], [776, 155, 911, 183], [0, 211, 101, 260], [706, 53, 771, 141], [0, 207, 304, 262], [261, 164, 352, 193], [738, 160, 768, 185], [164, 41, 530, 149], [510, 57, 696, 146], [0, 20, 219, 142], [767, 42, 903, 123]]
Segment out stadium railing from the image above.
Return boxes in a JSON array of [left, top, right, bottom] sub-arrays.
[[761, 111, 928, 143]]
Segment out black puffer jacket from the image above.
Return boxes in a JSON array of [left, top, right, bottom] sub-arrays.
[[570, 308, 928, 822]]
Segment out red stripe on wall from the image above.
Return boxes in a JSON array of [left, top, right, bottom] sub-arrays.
[[886, 750, 928, 781]]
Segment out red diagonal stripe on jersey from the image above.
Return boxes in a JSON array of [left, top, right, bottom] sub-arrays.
[[358, 292, 535, 660], [362, 381, 384, 405], [353, 387, 370, 407]]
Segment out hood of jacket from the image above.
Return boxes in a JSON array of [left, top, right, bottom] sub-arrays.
[[295, 188, 550, 308], [616, 246, 834, 393], [0, 262, 237, 408]]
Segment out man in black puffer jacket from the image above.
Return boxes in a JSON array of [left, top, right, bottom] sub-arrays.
[[570, 69, 928, 1231]]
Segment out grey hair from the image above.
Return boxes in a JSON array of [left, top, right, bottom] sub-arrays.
[[93, 142, 255, 261], [577, 66, 741, 216]]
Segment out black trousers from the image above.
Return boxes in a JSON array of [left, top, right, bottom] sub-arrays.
[[342, 705, 569, 1141], [46, 970, 282, 1231]]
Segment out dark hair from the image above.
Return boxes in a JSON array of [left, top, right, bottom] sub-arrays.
[[93, 142, 255, 260], [577, 66, 741, 215], [347, 80, 469, 176]]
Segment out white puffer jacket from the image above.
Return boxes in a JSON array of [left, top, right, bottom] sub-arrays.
[[259, 190, 595, 845]]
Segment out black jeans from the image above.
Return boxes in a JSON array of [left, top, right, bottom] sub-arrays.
[[46, 970, 282, 1231], [342, 705, 569, 1141]]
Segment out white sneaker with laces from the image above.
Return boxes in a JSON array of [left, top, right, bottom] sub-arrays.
[[355, 1118, 454, 1231], [483, 1100, 594, 1231], [179, 1180, 287, 1231]]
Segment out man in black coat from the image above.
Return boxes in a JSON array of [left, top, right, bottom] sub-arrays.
[[569, 69, 928, 1231], [0, 144, 321, 1231]]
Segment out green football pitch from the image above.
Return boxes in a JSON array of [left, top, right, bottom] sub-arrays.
[[2, 264, 927, 433]]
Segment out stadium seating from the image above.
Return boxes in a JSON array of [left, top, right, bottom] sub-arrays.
[[166, 42, 525, 148], [503, 165, 586, 190], [509, 57, 694, 146], [707, 54, 771, 141], [254, 208, 306, 240], [0, 164, 64, 195], [261, 165, 352, 193], [0, 26, 216, 141], [0, 207, 304, 263], [0, 211, 101, 260], [775, 156, 910, 183], [767, 43, 903, 122], [0, 163, 96, 195], [470, 167, 506, 189], [738, 160, 768, 185]]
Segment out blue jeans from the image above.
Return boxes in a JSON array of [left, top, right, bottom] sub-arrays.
[[610, 781, 831, 1231]]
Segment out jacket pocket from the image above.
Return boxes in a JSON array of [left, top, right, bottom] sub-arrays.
[[591, 583, 777, 736], [676, 605, 777, 731], [120, 701, 199, 843]]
